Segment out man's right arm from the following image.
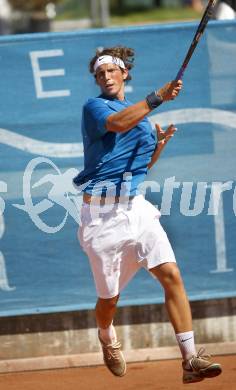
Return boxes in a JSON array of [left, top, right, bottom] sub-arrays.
[[106, 100, 152, 133], [106, 80, 182, 133]]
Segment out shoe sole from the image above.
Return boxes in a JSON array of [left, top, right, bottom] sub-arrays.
[[104, 360, 127, 377], [107, 365, 127, 377], [199, 364, 222, 378], [183, 364, 222, 384], [183, 375, 204, 384]]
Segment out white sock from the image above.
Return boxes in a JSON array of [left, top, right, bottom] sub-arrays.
[[176, 331, 196, 361], [99, 323, 117, 344]]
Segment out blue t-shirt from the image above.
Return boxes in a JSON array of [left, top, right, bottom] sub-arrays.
[[73, 94, 156, 196]]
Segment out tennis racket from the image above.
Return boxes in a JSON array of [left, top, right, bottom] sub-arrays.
[[175, 0, 217, 81]]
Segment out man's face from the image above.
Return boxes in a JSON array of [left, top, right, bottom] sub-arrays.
[[95, 63, 128, 99]]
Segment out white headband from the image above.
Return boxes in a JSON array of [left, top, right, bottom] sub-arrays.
[[94, 55, 126, 73]]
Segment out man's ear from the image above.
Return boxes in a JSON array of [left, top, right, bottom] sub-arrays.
[[122, 68, 129, 81]]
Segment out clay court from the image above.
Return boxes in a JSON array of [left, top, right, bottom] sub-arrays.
[[0, 355, 235, 390]]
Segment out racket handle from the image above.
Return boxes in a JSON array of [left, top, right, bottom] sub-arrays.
[[175, 67, 185, 81]]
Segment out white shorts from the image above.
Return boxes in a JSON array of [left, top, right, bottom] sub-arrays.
[[78, 195, 176, 299]]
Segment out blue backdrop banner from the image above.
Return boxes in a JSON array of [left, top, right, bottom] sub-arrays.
[[0, 21, 236, 316]]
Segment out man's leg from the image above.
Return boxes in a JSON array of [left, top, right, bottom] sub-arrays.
[[149, 262, 192, 333], [149, 263, 197, 363], [95, 295, 119, 343], [149, 262, 222, 383], [95, 294, 126, 377]]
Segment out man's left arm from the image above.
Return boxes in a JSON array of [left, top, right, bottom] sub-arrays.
[[147, 124, 177, 170]]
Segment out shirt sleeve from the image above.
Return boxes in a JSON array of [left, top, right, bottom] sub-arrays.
[[83, 98, 114, 136]]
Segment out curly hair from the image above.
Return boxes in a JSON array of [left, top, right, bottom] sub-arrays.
[[89, 46, 135, 81]]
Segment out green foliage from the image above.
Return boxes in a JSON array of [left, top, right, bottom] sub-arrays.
[[8, 0, 62, 12], [111, 6, 201, 24], [56, 0, 90, 20], [55, 1, 201, 24], [110, 0, 157, 15]]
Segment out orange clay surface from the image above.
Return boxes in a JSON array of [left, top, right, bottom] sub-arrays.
[[0, 355, 235, 390]]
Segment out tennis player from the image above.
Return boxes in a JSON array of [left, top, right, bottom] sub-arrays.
[[73, 46, 222, 384]]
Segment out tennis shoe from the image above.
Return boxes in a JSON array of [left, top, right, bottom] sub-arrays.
[[98, 331, 126, 377], [182, 347, 222, 384]]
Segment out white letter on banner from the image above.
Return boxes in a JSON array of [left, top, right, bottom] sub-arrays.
[[161, 176, 181, 215], [29, 50, 71, 99], [0, 182, 15, 291], [180, 182, 207, 216], [208, 182, 233, 273]]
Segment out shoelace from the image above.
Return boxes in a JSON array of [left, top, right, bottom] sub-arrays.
[[103, 341, 122, 362], [196, 347, 211, 361]]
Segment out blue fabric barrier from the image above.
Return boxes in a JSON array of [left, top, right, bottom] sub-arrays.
[[0, 21, 236, 316]]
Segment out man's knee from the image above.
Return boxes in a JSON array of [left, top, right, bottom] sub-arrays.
[[96, 294, 119, 310], [151, 263, 183, 286], [164, 265, 182, 285]]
